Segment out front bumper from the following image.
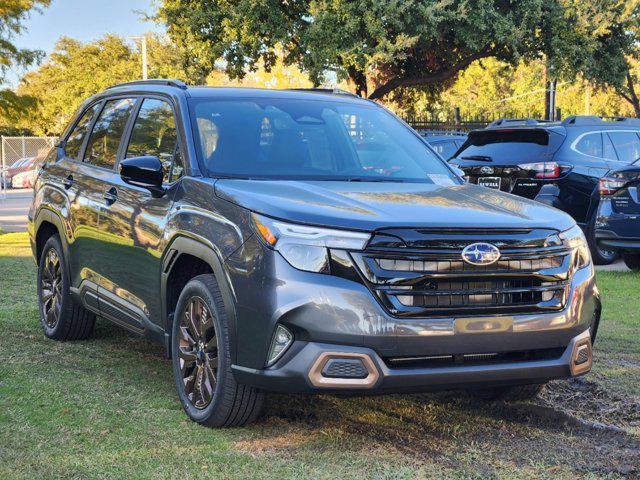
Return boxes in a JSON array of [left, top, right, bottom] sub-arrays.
[[232, 329, 593, 394], [227, 238, 600, 393]]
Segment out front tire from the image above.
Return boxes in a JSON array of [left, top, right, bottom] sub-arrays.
[[171, 274, 263, 427], [587, 213, 617, 265], [37, 234, 95, 340], [623, 253, 640, 271]]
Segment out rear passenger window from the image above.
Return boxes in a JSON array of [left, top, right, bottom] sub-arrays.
[[609, 131, 640, 163], [603, 133, 618, 160], [64, 103, 101, 160], [84, 98, 136, 169], [575, 133, 602, 157], [126, 98, 184, 183]]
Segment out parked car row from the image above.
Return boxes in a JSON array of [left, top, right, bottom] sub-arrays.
[[440, 116, 640, 266], [1, 155, 42, 189]]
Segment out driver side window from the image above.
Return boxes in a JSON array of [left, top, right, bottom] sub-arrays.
[[126, 98, 185, 183]]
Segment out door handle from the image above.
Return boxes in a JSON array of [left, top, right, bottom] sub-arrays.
[[63, 175, 74, 189], [103, 187, 118, 206]]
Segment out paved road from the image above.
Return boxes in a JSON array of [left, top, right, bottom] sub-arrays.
[[0, 187, 630, 271], [0, 188, 33, 233]]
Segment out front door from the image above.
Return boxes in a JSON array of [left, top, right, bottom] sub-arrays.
[[97, 97, 186, 335]]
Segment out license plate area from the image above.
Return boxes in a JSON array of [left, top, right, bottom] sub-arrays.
[[478, 176, 501, 189]]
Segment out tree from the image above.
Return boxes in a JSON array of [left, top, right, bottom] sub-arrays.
[[0, 0, 49, 83], [157, 0, 603, 100], [0, 0, 50, 114], [579, 1, 640, 117], [15, 34, 188, 134]]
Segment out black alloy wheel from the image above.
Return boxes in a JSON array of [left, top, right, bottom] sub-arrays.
[[171, 274, 263, 427], [40, 247, 63, 328], [177, 296, 219, 410]]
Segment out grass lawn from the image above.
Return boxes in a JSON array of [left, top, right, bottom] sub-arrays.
[[0, 231, 638, 479]]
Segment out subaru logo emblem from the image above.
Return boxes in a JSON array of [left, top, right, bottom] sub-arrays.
[[480, 166, 494, 174], [461, 242, 501, 266]]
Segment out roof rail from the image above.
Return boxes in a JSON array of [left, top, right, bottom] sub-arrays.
[[561, 115, 640, 126], [287, 88, 360, 98], [106, 79, 188, 90], [486, 118, 550, 128]]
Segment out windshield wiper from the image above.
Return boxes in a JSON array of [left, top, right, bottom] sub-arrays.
[[343, 177, 405, 183], [460, 155, 493, 162]]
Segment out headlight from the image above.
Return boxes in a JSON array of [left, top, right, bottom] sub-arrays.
[[252, 213, 371, 273], [559, 225, 590, 270]]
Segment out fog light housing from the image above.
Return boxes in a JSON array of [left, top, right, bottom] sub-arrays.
[[266, 325, 293, 366]]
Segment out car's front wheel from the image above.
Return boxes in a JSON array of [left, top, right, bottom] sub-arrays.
[[171, 274, 263, 427], [623, 253, 640, 271], [587, 213, 618, 265], [37, 234, 95, 340]]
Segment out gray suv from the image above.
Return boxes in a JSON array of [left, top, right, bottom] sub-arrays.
[[29, 80, 600, 427]]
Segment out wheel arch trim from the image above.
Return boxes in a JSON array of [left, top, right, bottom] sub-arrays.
[[161, 233, 238, 361]]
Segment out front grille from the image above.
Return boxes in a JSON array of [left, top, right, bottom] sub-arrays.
[[351, 228, 573, 317], [385, 347, 565, 369]]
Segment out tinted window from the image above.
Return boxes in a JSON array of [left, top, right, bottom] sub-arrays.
[[609, 131, 640, 164], [430, 140, 459, 159], [190, 98, 457, 183], [65, 103, 101, 160], [575, 133, 602, 157], [455, 129, 554, 163], [603, 133, 618, 161], [126, 98, 184, 182], [84, 98, 136, 169]]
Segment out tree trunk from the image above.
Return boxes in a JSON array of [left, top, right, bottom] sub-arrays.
[[626, 73, 640, 118]]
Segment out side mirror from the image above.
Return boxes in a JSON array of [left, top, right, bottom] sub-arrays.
[[119, 156, 165, 196]]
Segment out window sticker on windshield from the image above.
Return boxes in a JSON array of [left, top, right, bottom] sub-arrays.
[[428, 174, 456, 186]]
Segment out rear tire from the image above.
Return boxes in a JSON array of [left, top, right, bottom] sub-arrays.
[[171, 274, 263, 428], [469, 383, 545, 401], [37, 234, 95, 340], [623, 253, 640, 271], [587, 213, 617, 265]]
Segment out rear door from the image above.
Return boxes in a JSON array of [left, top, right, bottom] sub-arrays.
[[52, 101, 103, 291], [97, 96, 185, 333], [78, 97, 138, 297]]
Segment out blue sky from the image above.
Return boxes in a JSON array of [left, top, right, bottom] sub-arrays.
[[7, 0, 163, 87]]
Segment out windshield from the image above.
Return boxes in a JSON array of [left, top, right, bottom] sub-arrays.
[[189, 97, 458, 183]]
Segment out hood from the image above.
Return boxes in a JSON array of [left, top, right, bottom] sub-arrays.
[[215, 180, 575, 232]]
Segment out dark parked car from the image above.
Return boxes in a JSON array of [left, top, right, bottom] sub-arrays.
[[29, 81, 600, 427], [418, 131, 467, 159], [595, 160, 640, 270], [449, 116, 640, 265]]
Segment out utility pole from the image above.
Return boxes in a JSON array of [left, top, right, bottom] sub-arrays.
[[544, 62, 557, 121], [128, 35, 148, 80]]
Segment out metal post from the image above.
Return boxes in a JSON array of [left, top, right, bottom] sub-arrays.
[[128, 36, 148, 80], [555, 107, 562, 121], [141, 35, 148, 80]]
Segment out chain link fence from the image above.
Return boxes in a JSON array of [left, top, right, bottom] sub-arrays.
[[1, 136, 57, 198]]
